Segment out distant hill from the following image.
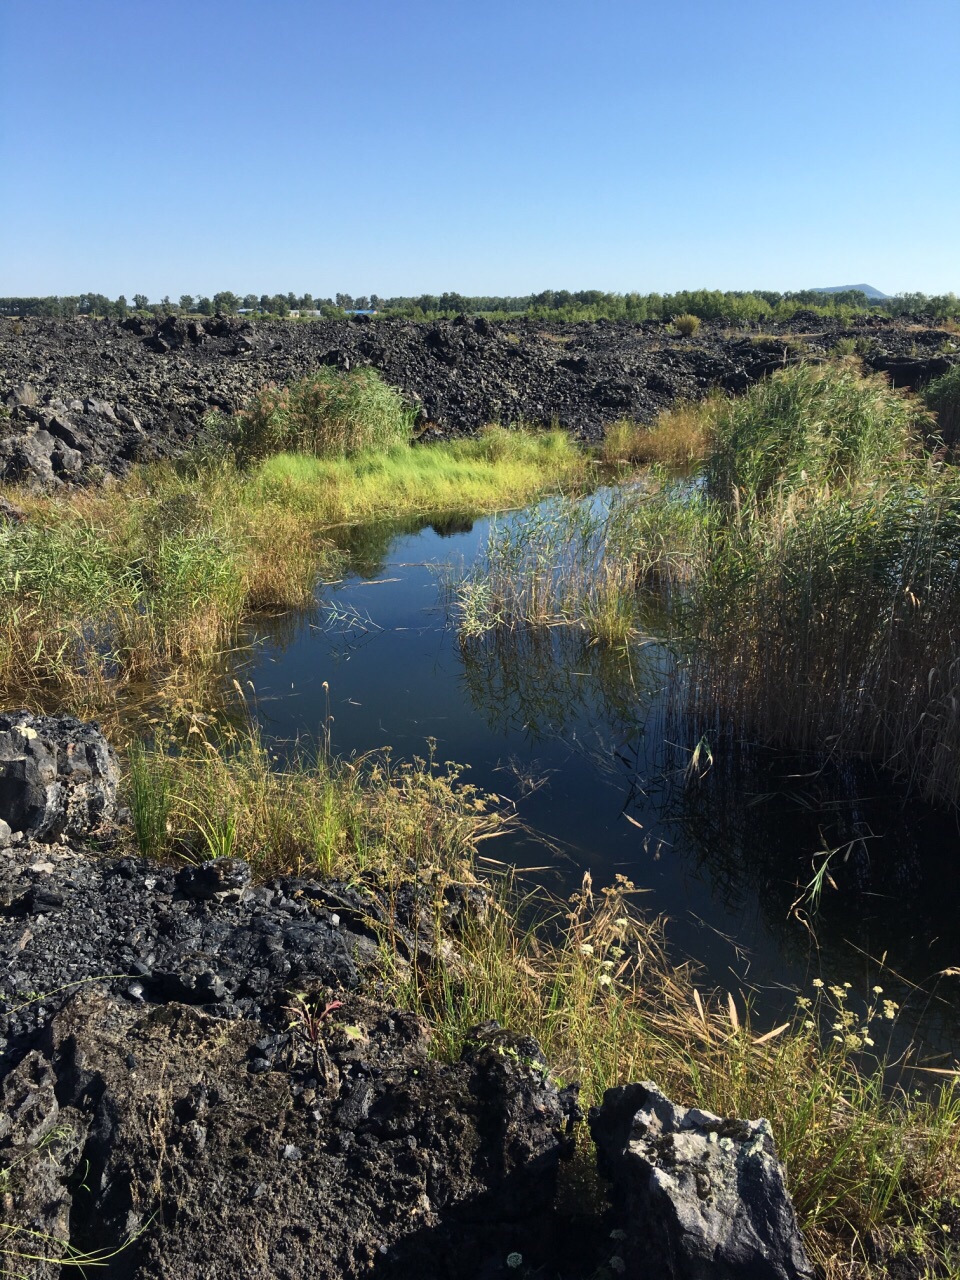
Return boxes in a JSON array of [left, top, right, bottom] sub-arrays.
[[810, 284, 890, 300]]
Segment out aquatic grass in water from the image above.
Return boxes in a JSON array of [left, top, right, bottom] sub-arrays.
[[450, 479, 708, 643], [0, 427, 585, 716], [452, 363, 960, 805]]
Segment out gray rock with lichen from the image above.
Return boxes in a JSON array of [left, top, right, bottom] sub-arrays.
[[589, 1080, 814, 1280], [0, 711, 120, 843]]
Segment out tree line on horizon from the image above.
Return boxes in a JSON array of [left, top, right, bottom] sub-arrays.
[[2, 287, 958, 325]]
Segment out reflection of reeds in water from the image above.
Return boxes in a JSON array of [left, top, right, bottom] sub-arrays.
[[454, 363, 960, 808], [449, 484, 705, 645], [457, 624, 665, 741]]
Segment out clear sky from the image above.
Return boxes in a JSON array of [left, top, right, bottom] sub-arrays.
[[2, 0, 958, 299]]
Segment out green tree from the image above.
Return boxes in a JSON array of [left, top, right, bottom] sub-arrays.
[[213, 291, 239, 314], [133, 293, 149, 310], [179, 295, 195, 313]]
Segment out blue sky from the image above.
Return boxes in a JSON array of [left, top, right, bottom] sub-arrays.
[[2, 0, 958, 299]]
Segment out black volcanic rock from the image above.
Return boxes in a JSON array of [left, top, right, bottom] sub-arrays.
[[3, 313, 952, 489]]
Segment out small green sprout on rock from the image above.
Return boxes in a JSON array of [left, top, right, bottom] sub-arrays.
[[285, 992, 343, 1094]]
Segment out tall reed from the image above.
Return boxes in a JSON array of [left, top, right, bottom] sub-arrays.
[[925, 363, 960, 449], [230, 366, 415, 464], [452, 364, 960, 806], [688, 364, 960, 803]]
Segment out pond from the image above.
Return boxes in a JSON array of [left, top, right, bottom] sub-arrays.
[[240, 498, 960, 1052]]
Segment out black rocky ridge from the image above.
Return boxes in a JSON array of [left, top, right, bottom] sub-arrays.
[[1, 313, 955, 488], [0, 715, 813, 1279]]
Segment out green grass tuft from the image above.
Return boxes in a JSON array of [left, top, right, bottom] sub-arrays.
[[231, 366, 415, 464]]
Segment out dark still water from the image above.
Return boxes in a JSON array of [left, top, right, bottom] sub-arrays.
[[241, 506, 960, 1053]]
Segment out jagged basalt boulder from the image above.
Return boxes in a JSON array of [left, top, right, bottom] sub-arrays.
[[589, 1081, 814, 1280], [0, 991, 577, 1279], [0, 712, 120, 844]]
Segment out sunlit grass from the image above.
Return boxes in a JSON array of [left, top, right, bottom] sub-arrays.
[[378, 854, 960, 1276], [254, 426, 585, 524], [0, 428, 586, 719], [600, 400, 715, 467], [125, 716, 512, 881]]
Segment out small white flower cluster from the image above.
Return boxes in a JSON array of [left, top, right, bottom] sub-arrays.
[[800, 977, 900, 1054]]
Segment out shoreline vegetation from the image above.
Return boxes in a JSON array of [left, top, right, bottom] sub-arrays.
[[0, 380, 587, 720], [4, 362, 960, 1275], [124, 714, 960, 1278]]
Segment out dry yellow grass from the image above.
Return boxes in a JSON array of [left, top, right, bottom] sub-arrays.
[[600, 400, 715, 467]]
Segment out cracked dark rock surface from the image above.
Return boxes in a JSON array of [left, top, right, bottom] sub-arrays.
[[2, 313, 953, 488]]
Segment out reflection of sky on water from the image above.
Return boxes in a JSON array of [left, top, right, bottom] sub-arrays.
[[240, 505, 960, 1055]]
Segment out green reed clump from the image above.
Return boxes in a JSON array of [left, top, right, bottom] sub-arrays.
[[449, 364, 960, 806], [684, 471, 960, 801], [0, 475, 258, 711], [231, 367, 415, 464], [925, 363, 960, 448], [705, 361, 926, 508], [684, 364, 960, 802]]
